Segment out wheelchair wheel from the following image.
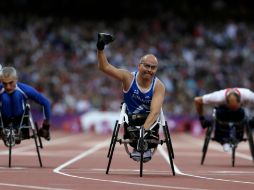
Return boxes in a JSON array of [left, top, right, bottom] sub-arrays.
[[201, 125, 213, 165], [107, 120, 118, 158], [232, 146, 236, 167], [32, 124, 43, 167], [138, 126, 145, 177], [163, 123, 175, 176], [35, 122, 43, 149], [165, 121, 175, 159], [106, 122, 120, 174], [246, 124, 254, 162], [8, 127, 14, 168]]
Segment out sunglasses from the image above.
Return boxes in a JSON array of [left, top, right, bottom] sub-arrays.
[[140, 62, 158, 70]]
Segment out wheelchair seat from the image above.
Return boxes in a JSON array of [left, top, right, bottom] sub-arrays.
[[0, 103, 44, 167], [124, 116, 160, 147], [213, 119, 245, 145], [0, 104, 33, 142], [212, 107, 246, 145], [106, 103, 175, 177], [124, 124, 160, 163], [201, 107, 254, 166]]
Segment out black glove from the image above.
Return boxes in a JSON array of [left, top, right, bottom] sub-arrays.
[[96, 33, 115, 50], [144, 129, 159, 140], [199, 116, 212, 129], [127, 126, 139, 139], [38, 122, 50, 141]]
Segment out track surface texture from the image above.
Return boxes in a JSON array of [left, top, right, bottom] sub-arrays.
[[0, 130, 253, 190]]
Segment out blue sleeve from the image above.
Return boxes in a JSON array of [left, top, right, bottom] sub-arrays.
[[18, 83, 51, 120]]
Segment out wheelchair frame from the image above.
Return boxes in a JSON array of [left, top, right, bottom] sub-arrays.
[[106, 103, 175, 177], [0, 104, 43, 168], [201, 108, 254, 167]]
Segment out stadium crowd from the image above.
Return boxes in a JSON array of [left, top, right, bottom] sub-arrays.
[[1, 13, 254, 117]]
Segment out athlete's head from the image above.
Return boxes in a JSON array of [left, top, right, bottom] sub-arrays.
[[138, 54, 158, 79], [1, 67, 18, 94], [225, 88, 241, 111]]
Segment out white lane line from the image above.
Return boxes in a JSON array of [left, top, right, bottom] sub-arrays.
[[53, 140, 210, 190], [0, 134, 83, 155], [0, 135, 84, 190], [93, 168, 170, 173], [158, 146, 254, 185], [54, 139, 109, 172], [0, 182, 71, 190]]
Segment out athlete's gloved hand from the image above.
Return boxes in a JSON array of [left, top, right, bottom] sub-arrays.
[[144, 129, 159, 140], [38, 121, 50, 141], [127, 126, 139, 139], [199, 116, 212, 129], [96, 33, 115, 50]]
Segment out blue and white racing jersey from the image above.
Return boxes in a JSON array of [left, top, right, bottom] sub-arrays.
[[0, 82, 51, 120], [123, 72, 157, 114]]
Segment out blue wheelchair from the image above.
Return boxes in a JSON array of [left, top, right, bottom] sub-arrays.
[[201, 108, 254, 167], [106, 103, 175, 177], [0, 104, 44, 167]]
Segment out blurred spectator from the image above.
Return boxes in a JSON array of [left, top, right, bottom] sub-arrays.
[[0, 14, 254, 117]]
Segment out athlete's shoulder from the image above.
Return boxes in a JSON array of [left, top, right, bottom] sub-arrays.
[[155, 77, 165, 87], [236, 88, 254, 98], [237, 87, 252, 92], [154, 77, 165, 92], [17, 82, 32, 88], [17, 82, 35, 92]]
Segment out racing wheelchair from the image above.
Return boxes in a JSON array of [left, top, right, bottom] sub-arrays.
[[201, 108, 254, 167], [0, 103, 44, 168], [106, 103, 175, 177]]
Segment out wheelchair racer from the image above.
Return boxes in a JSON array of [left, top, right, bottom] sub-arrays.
[[97, 33, 165, 162], [0, 67, 51, 142], [195, 88, 254, 152]]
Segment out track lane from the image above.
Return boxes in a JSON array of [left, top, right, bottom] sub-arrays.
[[0, 131, 253, 190]]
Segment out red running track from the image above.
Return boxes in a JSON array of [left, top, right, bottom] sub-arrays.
[[0, 130, 253, 190]]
